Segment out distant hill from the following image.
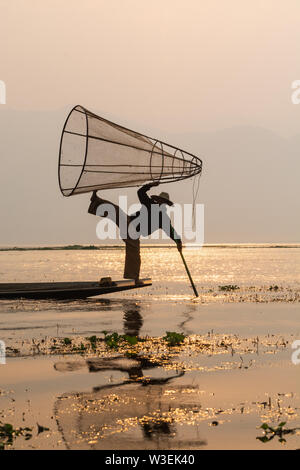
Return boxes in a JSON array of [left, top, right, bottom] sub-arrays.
[[0, 109, 299, 244]]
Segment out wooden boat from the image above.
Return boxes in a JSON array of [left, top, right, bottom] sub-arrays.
[[0, 278, 151, 300]]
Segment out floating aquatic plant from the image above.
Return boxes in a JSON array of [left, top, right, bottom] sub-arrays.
[[163, 331, 186, 347], [218, 285, 240, 291], [63, 338, 72, 346], [101, 331, 138, 350], [256, 421, 300, 444], [0, 422, 32, 450], [268, 285, 279, 291]]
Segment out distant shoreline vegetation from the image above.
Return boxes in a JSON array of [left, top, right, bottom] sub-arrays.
[[0, 244, 299, 252]]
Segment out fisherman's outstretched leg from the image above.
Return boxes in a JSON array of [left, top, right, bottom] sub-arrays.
[[88, 191, 121, 218]]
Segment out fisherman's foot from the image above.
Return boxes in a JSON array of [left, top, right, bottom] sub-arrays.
[[90, 190, 98, 202], [88, 194, 100, 215]]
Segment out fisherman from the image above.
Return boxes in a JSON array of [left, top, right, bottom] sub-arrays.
[[88, 182, 182, 284]]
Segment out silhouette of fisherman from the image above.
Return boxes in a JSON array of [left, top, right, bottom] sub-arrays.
[[88, 182, 182, 284]]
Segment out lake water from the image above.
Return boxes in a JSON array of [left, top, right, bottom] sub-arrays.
[[0, 246, 299, 450]]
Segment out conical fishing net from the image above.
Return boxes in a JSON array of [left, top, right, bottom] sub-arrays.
[[58, 105, 202, 196]]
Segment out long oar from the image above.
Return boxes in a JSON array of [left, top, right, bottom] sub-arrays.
[[178, 248, 199, 297]]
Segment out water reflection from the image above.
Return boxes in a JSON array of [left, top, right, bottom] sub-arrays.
[[54, 348, 207, 449], [53, 302, 207, 450], [177, 304, 197, 335], [51, 301, 299, 450], [123, 302, 143, 337]]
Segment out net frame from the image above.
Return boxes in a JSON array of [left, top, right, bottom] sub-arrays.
[[58, 105, 203, 196]]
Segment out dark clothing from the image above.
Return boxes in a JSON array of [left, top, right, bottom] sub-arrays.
[[131, 184, 180, 241], [88, 184, 181, 280], [88, 194, 140, 280]]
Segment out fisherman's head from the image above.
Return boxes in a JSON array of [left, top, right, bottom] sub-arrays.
[[150, 192, 174, 207]]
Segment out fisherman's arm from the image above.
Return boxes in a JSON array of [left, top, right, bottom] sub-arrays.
[[138, 182, 159, 206]]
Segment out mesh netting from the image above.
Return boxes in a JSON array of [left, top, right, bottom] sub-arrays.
[[58, 105, 203, 196]]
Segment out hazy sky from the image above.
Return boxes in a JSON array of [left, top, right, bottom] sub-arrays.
[[0, 0, 299, 244]]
